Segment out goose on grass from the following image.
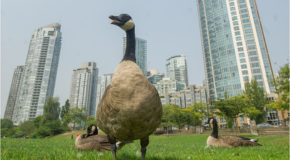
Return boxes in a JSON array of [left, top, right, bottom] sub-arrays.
[[75, 124, 132, 151], [206, 117, 261, 148], [96, 14, 163, 160]]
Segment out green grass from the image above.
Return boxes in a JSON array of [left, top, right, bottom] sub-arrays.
[[1, 133, 289, 160]]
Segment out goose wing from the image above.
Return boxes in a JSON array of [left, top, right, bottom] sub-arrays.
[[76, 135, 111, 151], [219, 135, 261, 147]]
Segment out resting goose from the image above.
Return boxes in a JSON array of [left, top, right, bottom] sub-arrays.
[[75, 124, 132, 151], [96, 14, 163, 160], [206, 117, 261, 147]]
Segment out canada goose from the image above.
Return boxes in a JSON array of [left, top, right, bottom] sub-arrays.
[[96, 14, 163, 160], [206, 117, 261, 147], [75, 124, 132, 151]]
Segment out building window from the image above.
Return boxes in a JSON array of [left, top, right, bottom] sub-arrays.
[[243, 24, 251, 28], [242, 70, 248, 75], [240, 116, 245, 121], [239, 53, 245, 57], [240, 9, 248, 13], [238, 47, 244, 51], [251, 63, 260, 68], [247, 40, 255, 44], [235, 31, 240, 35], [245, 34, 254, 39], [241, 14, 249, 18], [241, 64, 247, 69], [250, 57, 258, 62], [244, 29, 252, 34], [236, 36, 241, 41], [237, 42, 243, 46], [254, 75, 262, 80], [253, 69, 261, 73], [242, 19, 250, 23], [248, 45, 256, 50], [239, 4, 247, 8], [249, 51, 257, 56], [231, 11, 237, 16], [240, 58, 246, 63], [239, 0, 246, 3]]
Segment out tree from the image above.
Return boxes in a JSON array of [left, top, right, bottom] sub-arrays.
[[85, 116, 97, 128], [44, 120, 63, 136], [63, 106, 86, 130], [161, 105, 176, 136], [19, 120, 35, 136], [36, 126, 50, 138], [212, 95, 251, 135], [173, 108, 190, 132], [40, 96, 61, 125], [1, 119, 13, 129], [243, 79, 268, 124], [60, 99, 70, 120], [267, 63, 290, 126], [33, 116, 42, 128], [185, 102, 206, 127]]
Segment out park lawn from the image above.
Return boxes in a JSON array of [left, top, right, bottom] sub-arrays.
[[1, 133, 289, 160]]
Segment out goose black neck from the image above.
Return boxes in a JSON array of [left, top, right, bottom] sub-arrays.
[[211, 118, 218, 138], [122, 27, 136, 62]]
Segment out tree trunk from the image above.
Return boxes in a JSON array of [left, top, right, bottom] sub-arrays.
[[167, 125, 169, 137], [232, 118, 237, 136]]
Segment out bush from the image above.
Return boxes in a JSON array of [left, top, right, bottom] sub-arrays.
[[13, 130, 24, 138], [36, 126, 50, 138]]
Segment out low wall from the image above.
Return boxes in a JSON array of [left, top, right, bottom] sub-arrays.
[[257, 127, 289, 135]]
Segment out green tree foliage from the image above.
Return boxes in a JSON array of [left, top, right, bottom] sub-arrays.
[[36, 126, 50, 138], [243, 79, 268, 124], [1, 119, 14, 129], [161, 105, 177, 136], [185, 103, 206, 127], [60, 99, 70, 121], [44, 120, 63, 136], [85, 116, 96, 128], [40, 96, 61, 125], [63, 106, 86, 130], [33, 116, 42, 129], [19, 120, 35, 136], [267, 63, 290, 126], [212, 95, 253, 135]]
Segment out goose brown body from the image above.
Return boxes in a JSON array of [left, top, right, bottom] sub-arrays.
[[75, 134, 111, 151], [207, 117, 261, 147], [96, 61, 162, 141]]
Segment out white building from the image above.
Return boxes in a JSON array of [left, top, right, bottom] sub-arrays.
[[4, 66, 24, 120], [69, 62, 98, 116], [166, 55, 189, 87], [95, 73, 113, 115], [13, 23, 62, 125], [154, 77, 185, 97]]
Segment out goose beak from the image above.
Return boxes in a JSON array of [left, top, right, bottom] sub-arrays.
[[109, 15, 123, 26]]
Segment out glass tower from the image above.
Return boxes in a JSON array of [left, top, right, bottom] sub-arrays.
[[123, 36, 147, 75], [95, 73, 113, 116], [13, 23, 62, 124], [4, 66, 24, 120], [166, 55, 189, 87], [196, 0, 275, 100], [69, 62, 98, 116]]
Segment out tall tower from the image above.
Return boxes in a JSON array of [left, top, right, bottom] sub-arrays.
[[13, 23, 62, 124], [95, 73, 113, 115], [69, 62, 98, 116], [166, 55, 189, 87], [4, 66, 24, 120], [196, 0, 275, 100], [123, 36, 147, 75]]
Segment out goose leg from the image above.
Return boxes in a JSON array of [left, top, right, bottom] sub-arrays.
[[140, 137, 149, 160], [107, 134, 117, 160]]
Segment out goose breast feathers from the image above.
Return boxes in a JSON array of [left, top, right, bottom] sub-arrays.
[[96, 61, 162, 141]]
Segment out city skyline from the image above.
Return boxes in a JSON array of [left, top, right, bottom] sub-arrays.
[[1, 0, 288, 118]]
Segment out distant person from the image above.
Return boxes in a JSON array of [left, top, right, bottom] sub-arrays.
[[71, 135, 73, 139]]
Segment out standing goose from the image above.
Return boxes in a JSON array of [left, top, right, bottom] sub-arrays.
[[96, 14, 163, 160], [75, 124, 132, 151], [206, 117, 261, 147]]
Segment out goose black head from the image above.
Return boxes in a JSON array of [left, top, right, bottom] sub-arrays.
[[109, 14, 134, 31], [85, 124, 98, 138], [208, 117, 214, 124]]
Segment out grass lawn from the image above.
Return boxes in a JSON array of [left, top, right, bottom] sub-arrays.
[[1, 132, 289, 160]]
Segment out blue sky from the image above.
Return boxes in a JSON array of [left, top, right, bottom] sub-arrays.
[[1, 0, 289, 118]]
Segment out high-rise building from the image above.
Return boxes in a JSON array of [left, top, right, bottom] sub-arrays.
[[123, 36, 147, 75], [12, 23, 62, 124], [197, 0, 275, 100], [147, 69, 165, 85], [154, 77, 185, 97], [95, 73, 113, 114], [4, 66, 24, 120], [166, 55, 189, 87], [69, 62, 98, 116]]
